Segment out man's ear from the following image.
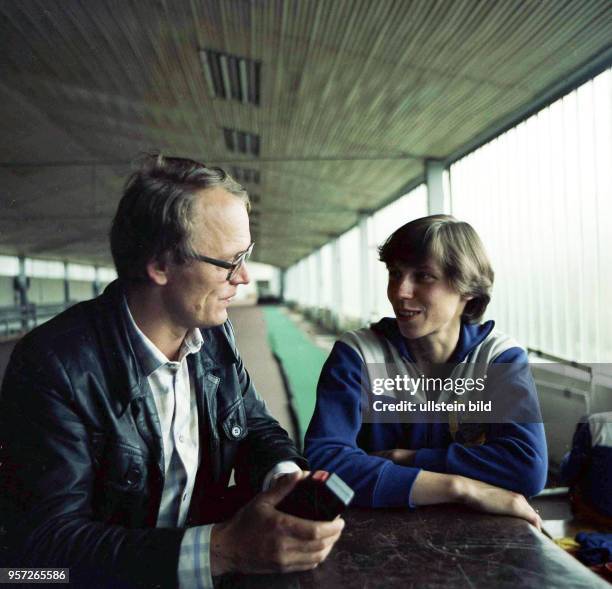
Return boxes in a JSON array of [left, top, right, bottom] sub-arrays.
[[146, 256, 169, 286]]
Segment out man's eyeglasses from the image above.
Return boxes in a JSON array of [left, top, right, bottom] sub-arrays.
[[189, 242, 254, 281]]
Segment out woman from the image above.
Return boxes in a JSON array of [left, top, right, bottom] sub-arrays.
[[305, 215, 547, 527]]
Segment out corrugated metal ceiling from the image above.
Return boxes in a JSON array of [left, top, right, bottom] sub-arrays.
[[0, 0, 610, 267]]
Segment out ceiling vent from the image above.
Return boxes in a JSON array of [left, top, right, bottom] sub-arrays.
[[231, 166, 260, 184], [200, 49, 261, 106], [223, 127, 260, 157]]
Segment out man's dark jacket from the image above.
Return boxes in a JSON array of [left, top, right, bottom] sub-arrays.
[[0, 281, 306, 587]]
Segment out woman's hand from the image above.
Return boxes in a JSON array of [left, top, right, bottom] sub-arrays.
[[369, 448, 417, 466], [454, 476, 542, 530], [410, 471, 541, 530]]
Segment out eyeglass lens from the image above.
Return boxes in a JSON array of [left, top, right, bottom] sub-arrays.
[[228, 246, 252, 280]]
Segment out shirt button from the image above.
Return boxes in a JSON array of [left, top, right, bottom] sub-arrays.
[[231, 426, 242, 438], [178, 435, 185, 443], [183, 494, 188, 502]]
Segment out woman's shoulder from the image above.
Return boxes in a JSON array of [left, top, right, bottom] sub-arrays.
[[466, 321, 527, 363], [338, 318, 402, 365]]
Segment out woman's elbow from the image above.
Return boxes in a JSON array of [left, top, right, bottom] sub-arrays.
[[516, 454, 548, 497], [511, 427, 548, 497]]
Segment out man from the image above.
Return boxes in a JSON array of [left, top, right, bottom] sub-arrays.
[[0, 154, 343, 588]]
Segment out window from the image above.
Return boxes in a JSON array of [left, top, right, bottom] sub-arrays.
[[450, 69, 612, 363]]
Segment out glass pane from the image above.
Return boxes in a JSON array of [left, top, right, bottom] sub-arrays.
[[450, 68, 612, 363]]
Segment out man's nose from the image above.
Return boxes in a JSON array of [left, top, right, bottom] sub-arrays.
[[231, 261, 250, 286]]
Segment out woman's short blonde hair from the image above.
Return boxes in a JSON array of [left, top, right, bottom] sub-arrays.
[[378, 215, 494, 323]]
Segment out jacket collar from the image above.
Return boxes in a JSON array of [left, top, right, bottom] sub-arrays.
[[121, 294, 204, 377], [371, 316, 495, 363], [93, 280, 146, 416], [93, 280, 236, 416]]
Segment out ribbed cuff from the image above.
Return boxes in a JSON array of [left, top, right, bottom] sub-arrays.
[[372, 463, 422, 508]]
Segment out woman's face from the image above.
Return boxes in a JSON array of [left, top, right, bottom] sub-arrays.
[[387, 257, 470, 343]]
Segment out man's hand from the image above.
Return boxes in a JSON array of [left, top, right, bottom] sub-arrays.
[[210, 471, 345, 576], [410, 471, 541, 530], [369, 448, 417, 466]]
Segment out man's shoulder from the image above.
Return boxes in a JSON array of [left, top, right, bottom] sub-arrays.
[[1, 297, 111, 406], [16, 298, 99, 359], [9, 283, 127, 382], [16, 281, 126, 360]]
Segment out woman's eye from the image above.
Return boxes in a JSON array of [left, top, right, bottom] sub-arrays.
[[416, 272, 436, 282]]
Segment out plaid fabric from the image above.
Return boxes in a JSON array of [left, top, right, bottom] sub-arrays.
[[178, 525, 214, 589]]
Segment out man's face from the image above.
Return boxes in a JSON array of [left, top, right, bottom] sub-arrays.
[[160, 187, 251, 330]]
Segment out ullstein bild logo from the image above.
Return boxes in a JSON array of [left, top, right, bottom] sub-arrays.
[[370, 399, 492, 413]]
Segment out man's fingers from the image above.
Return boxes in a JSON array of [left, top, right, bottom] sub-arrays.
[[260, 470, 304, 505], [281, 531, 341, 554], [251, 534, 338, 574], [281, 514, 345, 541], [272, 543, 337, 572]]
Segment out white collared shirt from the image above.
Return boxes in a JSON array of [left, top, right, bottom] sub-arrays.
[[123, 298, 203, 528]]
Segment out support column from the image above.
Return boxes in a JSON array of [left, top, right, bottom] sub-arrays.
[[425, 159, 450, 214], [314, 248, 323, 319], [15, 256, 29, 331], [279, 268, 286, 302], [331, 239, 343, 331], [92, 266, 101, 298], [63, 261, 70, 304], [358, 214, 371, 326]]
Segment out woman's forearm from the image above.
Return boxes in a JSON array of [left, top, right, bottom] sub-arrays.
[[410, 470, 541, 528], [410, 470, 463, 505]]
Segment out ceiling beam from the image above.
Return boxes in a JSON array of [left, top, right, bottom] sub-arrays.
[[0, 152, 426, 168]]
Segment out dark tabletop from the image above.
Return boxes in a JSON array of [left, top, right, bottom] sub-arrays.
[[219, 505, 610, 588]]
